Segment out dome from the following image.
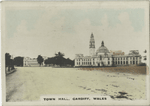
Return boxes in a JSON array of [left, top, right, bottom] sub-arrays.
[[96, 41, 110, 54]]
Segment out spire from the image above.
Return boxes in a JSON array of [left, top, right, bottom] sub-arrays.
[[101, 41, 104, 46], [89, 33, 95, 48], [91, 33, 94, 38], [89, 33, 95, 56]]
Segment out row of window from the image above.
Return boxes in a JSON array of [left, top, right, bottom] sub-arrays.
[[77, 62, 95, 65], [115, 61, 138, 65], [76, 58, 110, 61], [114, 57, 139, 60], [114, 59, 139, 62], [76, 61, 111, 65], [76, 60, 140, 65], [76, 57, 139, 62], [76, 59, 95, 61]]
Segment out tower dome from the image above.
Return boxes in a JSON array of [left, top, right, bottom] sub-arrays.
[[96, 41, 110, 54]]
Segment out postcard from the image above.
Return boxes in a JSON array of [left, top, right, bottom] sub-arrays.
[[2, 1, 149, 105]]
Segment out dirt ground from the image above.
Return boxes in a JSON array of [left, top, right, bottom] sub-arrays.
[[6, 67, 147, 102]]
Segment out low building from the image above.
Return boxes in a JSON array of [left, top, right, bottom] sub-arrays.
[[23, 57, 39, 66], [23, 57, 47, 67], [75, 33, 141, 67]]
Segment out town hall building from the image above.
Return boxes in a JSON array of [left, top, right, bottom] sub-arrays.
[[75, 33, 142, 67]]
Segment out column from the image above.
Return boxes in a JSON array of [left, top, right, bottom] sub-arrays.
[[80, 59, 82, 66], [138, 57, 140, 64], [75, 59, 77, 66], [91, 58, 93, 66], [110, 58, 112, 66], [128, 57, 130, 65], [132, 57, 133, 65], [135, 57, 136, 65]]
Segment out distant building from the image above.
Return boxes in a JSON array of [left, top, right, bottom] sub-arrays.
[[23, 56, 47, 67], [75, 33, 142, 67]]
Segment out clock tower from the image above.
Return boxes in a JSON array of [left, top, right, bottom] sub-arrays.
[[89, 33, 95, 56]]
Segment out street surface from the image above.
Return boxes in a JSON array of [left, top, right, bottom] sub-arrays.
[[6, 67, 146, 102]]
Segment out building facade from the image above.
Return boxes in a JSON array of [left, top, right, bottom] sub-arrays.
[[75, 33, 141, 67], [23, 56, 48, 66]]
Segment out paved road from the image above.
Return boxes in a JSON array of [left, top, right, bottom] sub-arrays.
[[6, 67, 146, 102]]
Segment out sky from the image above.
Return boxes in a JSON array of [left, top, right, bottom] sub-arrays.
[[4, 2, 149, 61]]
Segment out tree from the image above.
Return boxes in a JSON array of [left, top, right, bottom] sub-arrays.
[[14, 56, 23, 66], [5, 53, 11, 67], [5, 53, 15, 71], [10, 59, 15, 70], [5, 53, 11, 71], [55, 52, 64, 57], [44, 59, 48, 66], [44, 52, 74, 67], [54, 52, 65, 66], [37, 55, 44, 66]]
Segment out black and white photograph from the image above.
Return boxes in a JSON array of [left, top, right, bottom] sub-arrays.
[[2, 1, 149, 105]]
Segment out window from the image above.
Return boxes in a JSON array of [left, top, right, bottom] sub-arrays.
[[136, 61, 138, 64], [130, 61, 132, 64], [116, 61, 117, 64], [77, 62, 78, 65], [108, 61, 110, 65], [108, 58, 110, 60]]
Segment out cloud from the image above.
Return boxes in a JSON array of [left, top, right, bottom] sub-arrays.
[[73, 12, 146, 57], [5, 9, 147, 59]]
